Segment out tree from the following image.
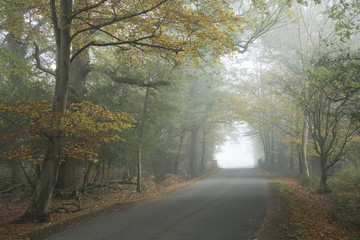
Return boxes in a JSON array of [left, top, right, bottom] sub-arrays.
[[304, 57, 360, 191], [0, 0, 244, 220]]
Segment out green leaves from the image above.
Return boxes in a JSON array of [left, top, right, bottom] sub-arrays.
[[0, 47, 30, 83]]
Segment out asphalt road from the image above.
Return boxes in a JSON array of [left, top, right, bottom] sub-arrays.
[[50, 168, 268, 240]]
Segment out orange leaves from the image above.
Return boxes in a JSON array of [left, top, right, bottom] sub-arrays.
[[0, 100, 135, 164]]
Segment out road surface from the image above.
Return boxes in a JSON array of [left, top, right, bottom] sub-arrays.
[[50, 168, 268, 240]]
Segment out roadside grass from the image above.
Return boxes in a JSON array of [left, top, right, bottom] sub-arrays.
[[258, 169, 359, 240], [0, 169, 219, 240]]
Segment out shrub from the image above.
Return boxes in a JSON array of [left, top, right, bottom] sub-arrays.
[[328, 163, 360, 192]]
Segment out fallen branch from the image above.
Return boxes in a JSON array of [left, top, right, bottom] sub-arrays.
[[50, 202, 83, 213], [50, 193, 83, 214]]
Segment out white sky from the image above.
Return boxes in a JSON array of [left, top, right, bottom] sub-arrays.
[[215, 126, 256, 168]]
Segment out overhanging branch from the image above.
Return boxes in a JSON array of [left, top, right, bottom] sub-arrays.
[[70, 36, 181, 62], [105, 71, 170, 89], [71, 0, 169, 41]]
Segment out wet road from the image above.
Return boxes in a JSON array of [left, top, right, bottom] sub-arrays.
[[50, 168, 268, 240]]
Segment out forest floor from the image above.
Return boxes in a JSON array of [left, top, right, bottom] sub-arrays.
[[257, 170, 360, 240], [1, 169, 359, 240]]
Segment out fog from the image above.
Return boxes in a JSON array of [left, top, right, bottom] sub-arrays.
[[216, 126, 256, 169]]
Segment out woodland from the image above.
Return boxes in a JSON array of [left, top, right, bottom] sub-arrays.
[[0, 0, 359, 235]]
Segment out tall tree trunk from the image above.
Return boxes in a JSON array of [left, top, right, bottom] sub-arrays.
[[92, 164, 101, 191], [56, 0, 92, 189], [56, 158, 76, 189], [56, 37, 91, 190], [189, 127, 199, 176], [22, 137, 64, 221], [22, 0, 72, 221], [174, 133, 185, 174], [319, 156, 328, 192], [100, 160, 106, 187], [297, 144, 303, 174], [136, 87, 150, 193], [289, 144, 294, 171], [9, 160, 27, 187], [81, 162, 93, 193], [301, 115, 310, 177], [269, 132, 275, 165], [260, 129, 272, 166], [106, 160, 112, 190], [259, 132, 268, 166], [137, 147, 142, 193], [200, 130, 207, 172]]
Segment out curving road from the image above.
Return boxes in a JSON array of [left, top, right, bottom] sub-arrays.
[[50, 168, 268, 240]]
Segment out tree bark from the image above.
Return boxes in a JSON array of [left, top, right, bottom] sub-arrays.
[[136, 87, 150, 193], [9, 160, 27, 187], [301, 115, 310, 177], [136, 147, 142, 193], [289, 144, 294, 171], [297, 144, 303, 174], [56, 158, 76, 189], [56, 37, 91, 190], [189, 127, 199, 176], [22, 138, 64, 221], [56, 0, 92, 190], [81, 162, 93, 193], [106, 160, 112, 189], [319, 156, 329, 192], [174, 133, 185, 174], [22, 0, 72, 221], [92, 164, 101, 191], [200, 130, 207, 172], [269, 133, 275, 165]]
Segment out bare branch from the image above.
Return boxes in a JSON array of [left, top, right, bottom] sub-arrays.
[[33, 43, 55, 76], [71, 0, 109, 20]]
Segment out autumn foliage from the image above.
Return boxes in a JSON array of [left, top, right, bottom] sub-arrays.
[[0, 101, 135, 164]]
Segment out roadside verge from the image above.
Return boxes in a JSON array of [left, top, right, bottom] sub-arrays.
[[0, 169, 219, 240], [257, 170, 354, 240]]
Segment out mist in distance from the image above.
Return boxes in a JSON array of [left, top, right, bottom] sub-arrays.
[[216, 132, 256, 169]]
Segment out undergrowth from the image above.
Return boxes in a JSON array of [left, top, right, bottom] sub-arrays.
[[327, 163, 360, 239], [259, 168, 358, 239]]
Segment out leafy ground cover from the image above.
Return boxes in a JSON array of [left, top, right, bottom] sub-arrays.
[[258, 169, 360, 240], [0, 170, 217, 240]]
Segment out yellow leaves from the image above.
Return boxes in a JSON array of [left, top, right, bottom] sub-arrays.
[[280, 137, 301, 144], [0, 100, 135, 164], [71, 0, 243, 63]]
